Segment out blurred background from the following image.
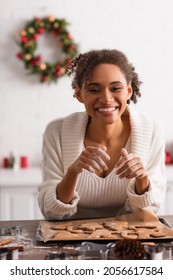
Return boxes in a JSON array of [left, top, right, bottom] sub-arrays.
[[0, 0, 173, 219]]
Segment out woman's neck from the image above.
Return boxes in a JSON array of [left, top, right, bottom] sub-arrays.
[[85, 115, 129, 147]]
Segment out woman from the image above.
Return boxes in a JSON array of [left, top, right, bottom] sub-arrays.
[[38, 49, 166, 220]]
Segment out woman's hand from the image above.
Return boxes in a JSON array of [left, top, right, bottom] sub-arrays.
[[70, 146, 110, 175], [115, 148, 149, 194], [57, 145, 110, 204], [115, 148, 146, 179]]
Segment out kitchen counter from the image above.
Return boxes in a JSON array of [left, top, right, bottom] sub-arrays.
[[1, 215, 173, 260]]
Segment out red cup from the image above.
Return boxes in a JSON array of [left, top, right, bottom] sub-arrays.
[[3, 157, 9, 168], [20, 156, 28, 168]]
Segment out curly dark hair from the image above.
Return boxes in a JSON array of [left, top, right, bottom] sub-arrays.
[[66, 49, 142, 104]]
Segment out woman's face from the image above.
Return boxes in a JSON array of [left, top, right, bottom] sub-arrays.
[[76, 63, 132, 125]]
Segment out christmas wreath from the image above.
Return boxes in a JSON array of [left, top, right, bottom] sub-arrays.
[[16, 16, 78, 83]]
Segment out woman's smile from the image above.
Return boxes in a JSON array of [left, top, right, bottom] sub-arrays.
[[96, 106, 119, 112]]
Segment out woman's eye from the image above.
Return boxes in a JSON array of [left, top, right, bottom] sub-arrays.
[[111, 87, 121, 92], [88, 88, 100, 93]]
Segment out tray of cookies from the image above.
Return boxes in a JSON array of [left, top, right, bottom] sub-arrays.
[[37, 209, 173, 243]]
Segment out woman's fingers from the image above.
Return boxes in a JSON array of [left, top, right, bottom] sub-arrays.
[[116, 157, 139, 175], [121, 148, 128, 157], [118, 163, 144, 179], [80, 155, 104, 173], [85, 146, 110, 172], [115, 148, 146, 179], [73, 146, 110, 174], [87, 146, 110, 161]]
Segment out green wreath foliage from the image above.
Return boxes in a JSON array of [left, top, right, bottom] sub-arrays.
[[16, 16, 78, 83]]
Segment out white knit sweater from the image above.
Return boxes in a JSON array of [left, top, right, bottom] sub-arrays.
[[38, 106, 166, 220]]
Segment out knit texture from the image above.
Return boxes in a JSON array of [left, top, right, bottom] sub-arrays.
[[38, 106, 166, 220]]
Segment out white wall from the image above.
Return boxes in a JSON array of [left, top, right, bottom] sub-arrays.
[[1, 0, 173, 166]]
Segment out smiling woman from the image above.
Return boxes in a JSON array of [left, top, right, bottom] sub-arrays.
[[37, 49, 166, 220]]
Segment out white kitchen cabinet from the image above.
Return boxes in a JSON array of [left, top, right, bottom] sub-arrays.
[[0, 167, 43, 220]]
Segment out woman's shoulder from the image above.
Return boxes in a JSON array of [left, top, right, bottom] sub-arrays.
[[45, 111, 87, 134], [129, 106, 163, 128], [128, 106, 164, 143]]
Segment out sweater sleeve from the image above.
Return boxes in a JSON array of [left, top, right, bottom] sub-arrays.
[[37, 119, 80, 220], [125, 120, 166, 214]]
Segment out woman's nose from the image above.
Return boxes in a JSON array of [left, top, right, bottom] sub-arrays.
[[99, 90, 114, 103]]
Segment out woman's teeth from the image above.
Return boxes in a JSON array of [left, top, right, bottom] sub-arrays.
[[97, 107, 117, 112]]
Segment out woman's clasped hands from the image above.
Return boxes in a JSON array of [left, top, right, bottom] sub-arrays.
[[71, 146, 147, 182]]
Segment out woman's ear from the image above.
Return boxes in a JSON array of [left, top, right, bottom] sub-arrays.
[[127, 82, 133, 99], [75, 86, 84, 103]]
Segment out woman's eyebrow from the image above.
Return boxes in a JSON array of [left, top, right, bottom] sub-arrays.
[[110, 81, 123, 85], [87, 81, 123, 87], [87, 83, 100, 86]]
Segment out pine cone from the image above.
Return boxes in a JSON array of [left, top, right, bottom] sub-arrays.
[[113, 239, 146, 260]]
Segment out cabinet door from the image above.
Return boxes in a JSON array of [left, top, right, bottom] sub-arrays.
[[0, 185, 43, 220]]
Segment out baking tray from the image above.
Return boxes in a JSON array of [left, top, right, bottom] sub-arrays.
[[36, 210, 173, 243]]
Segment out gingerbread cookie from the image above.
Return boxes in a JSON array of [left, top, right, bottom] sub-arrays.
[[77, 222, 103, 231], [103, 221, 128, 231], [66, 225, 83, 234], [128, 223, 158, 230], [120, 230, 138, 239], [135, 228, 166, 239], [51, 230, 79, 239], [87, 229, 112, 239], [50, 222, 72, 230]]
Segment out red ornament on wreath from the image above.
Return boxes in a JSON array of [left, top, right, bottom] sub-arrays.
[[16, 16, 78, 83]]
